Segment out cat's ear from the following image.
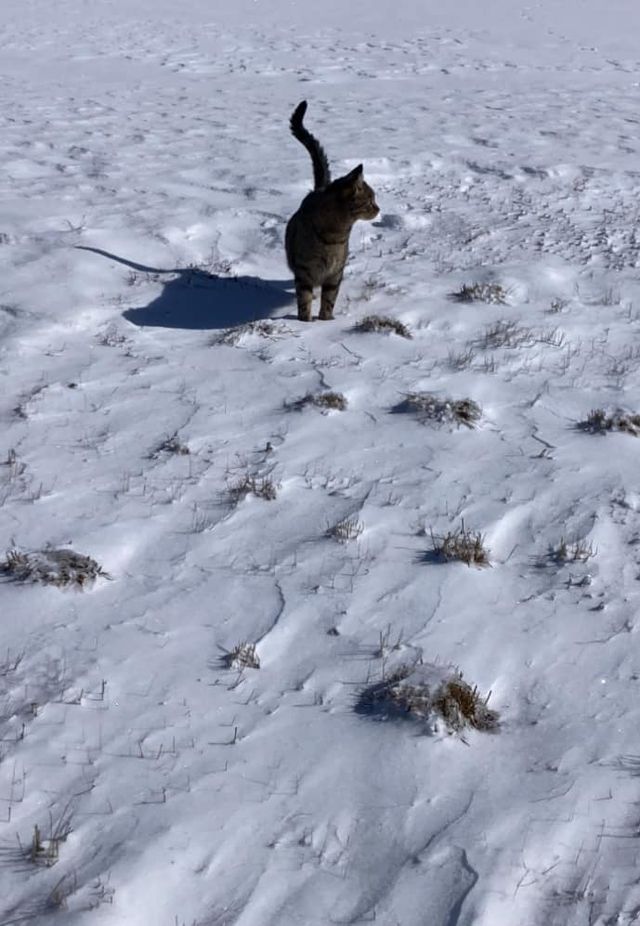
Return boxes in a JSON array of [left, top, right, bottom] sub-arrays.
[[335, 164, 364, 196], [344, 164, 364, 185]]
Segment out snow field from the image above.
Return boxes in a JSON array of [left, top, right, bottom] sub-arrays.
[[2, 2, 640, 923]]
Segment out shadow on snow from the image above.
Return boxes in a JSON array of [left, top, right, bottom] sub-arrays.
[[75, 245, 295, 330]]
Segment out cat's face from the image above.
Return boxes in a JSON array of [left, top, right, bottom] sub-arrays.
[[335, 165, 379, 221]]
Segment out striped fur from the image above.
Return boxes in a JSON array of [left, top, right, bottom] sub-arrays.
[[285, 101, 379, 322]]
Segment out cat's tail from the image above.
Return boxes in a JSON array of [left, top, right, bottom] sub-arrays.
[[289, 101, 331, 191]]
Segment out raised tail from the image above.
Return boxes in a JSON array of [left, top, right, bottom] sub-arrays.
[[289, 101, 331, 191]]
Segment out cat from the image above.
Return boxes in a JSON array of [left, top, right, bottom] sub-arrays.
[[285, 100, 379, 322]]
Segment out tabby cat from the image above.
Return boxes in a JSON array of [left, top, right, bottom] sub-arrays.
[[285, 101, 379, 322]]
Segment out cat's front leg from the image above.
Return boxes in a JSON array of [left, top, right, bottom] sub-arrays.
[[319, 275, 342, 320]]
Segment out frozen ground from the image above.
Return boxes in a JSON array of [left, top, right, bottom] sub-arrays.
[[2, 1, 640, 923]]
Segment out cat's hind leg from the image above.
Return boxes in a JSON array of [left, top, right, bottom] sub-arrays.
[[295, 280, 314, 322]]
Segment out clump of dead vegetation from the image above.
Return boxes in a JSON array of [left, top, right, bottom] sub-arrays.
[[2, 548, 110, 588], [358, 663, 499, 735], [547, 297, 569, 314], [428, 522, 490, 567], [327, 516, 364, 544], [149, 433, 190, 458], [451, 282, 507, 305], [577, 408, 640, 436], [19, 805, 74, 867], [222, 642, 260, 670], [96, 324, 128, 347], [432, 676, 499, 733], [26, 823, 65, 867], [447, 346, 476, 370], [228, 474, 278, 503], [214, 320, 291, 346], [547, 537, 595, 565], [354, 315, 412, 339], [287, 391, 348, 413], [474, 319, 565, 350], [395, 392, 481, 429]]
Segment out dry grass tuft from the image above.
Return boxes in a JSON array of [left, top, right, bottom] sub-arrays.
[[214, 320, 291, 346], [448, 347, 476, 370], [288, 391, 348, 413], [355, 315, 412, 339], [327, 516, 364, 544], [548, 297, 569, 314], [228, 474, 277, 503], [397, 393, 481, 429], [475, 319, 565, 350], [428, 522, 490, 567], [97, 324, 128, 347], [477, 319, 532, 349], [22, 806, 73, 867], [224, 642, 260, 670], [451, 282, 507, 305], [548, 537, 595, 564], [3, 548, 110, 588], [28, 824, 61, 867], [358, 664, 499, 735], [150, 433, 190, 457], [577, 408, 640, 436], [431, 676, 500, 733]]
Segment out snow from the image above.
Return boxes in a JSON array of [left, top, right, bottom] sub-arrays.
[[2, 0, 640, 923]]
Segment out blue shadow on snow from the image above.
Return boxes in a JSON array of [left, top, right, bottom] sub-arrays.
[[75, 246, 295, 330]]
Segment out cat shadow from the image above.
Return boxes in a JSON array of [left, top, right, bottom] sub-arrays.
[[75, 246, 295, 330]]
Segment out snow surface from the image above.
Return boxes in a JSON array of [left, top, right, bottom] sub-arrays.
[[2, 0, 640, 923]]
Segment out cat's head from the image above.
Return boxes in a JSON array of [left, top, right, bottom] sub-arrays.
[[334, 165, 379, 221]]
